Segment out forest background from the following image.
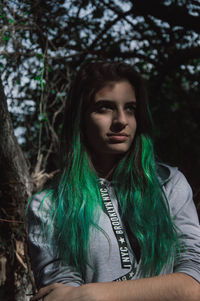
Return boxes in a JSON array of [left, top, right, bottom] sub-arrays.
[[0, 0, 200, 300]]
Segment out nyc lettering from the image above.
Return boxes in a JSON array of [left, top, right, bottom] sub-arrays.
[[122, 254, 130, 261], [120, 247, 131, 265], [104, 201, 112, 208], [120, 247, 128, 252], [101, 193, 110, 201]]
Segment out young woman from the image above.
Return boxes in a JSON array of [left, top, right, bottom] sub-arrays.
[[28, 62, 200, 301]]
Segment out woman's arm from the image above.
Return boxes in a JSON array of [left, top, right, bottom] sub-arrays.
[[83, 273, 200, 301], [31, 272, 200, 301], [165, 168, 200, 282]]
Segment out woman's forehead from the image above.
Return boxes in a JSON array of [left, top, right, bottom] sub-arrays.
[[94, 81, 136, 101]]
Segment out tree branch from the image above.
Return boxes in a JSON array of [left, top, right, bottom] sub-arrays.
[[133, 0, 200, 33]]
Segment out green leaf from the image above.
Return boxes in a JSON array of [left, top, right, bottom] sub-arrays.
[[0, 13, 7, 19], [3, 35, 10, 41], [40, 79, 45, 89], [37, 53, 43, 59], [39, 113, 48, 122]]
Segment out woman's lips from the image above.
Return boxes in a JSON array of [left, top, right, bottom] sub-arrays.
[[108, 135, 129, 142]]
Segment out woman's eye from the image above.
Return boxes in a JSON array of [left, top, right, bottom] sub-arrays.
[[125, 106, 136, 114], [97, 105, 113, 112]]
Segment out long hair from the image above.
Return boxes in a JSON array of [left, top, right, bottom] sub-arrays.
[[44, 61, 180, 277]]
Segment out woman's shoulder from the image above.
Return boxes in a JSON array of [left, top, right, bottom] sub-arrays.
[[157, 163, 177, 185], [28, 190, 55, 217], [157, 163, 194, 215], [157, 163, 189, 187]]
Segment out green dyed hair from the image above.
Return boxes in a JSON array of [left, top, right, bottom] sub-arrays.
[[44, 62, 180, 277]]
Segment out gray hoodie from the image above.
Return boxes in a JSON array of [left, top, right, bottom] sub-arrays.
[[28, 164, 200, 289]]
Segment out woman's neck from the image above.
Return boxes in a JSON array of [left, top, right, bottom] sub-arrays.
[[91, 153, 122, 180]]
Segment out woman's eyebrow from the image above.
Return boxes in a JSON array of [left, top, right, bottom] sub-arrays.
[[95, 99, 136, 104], [125, 101, 137, 105]]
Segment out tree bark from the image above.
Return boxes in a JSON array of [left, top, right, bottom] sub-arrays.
[[0, 76, 34, 300]]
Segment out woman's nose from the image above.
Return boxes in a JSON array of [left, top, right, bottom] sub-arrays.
[[111, 109, 128, 130]]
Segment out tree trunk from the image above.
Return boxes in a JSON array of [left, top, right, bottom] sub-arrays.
[[0, 76, 34, 300]]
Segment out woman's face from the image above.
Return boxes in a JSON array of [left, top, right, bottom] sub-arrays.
[[84, 80, 137, 161]]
